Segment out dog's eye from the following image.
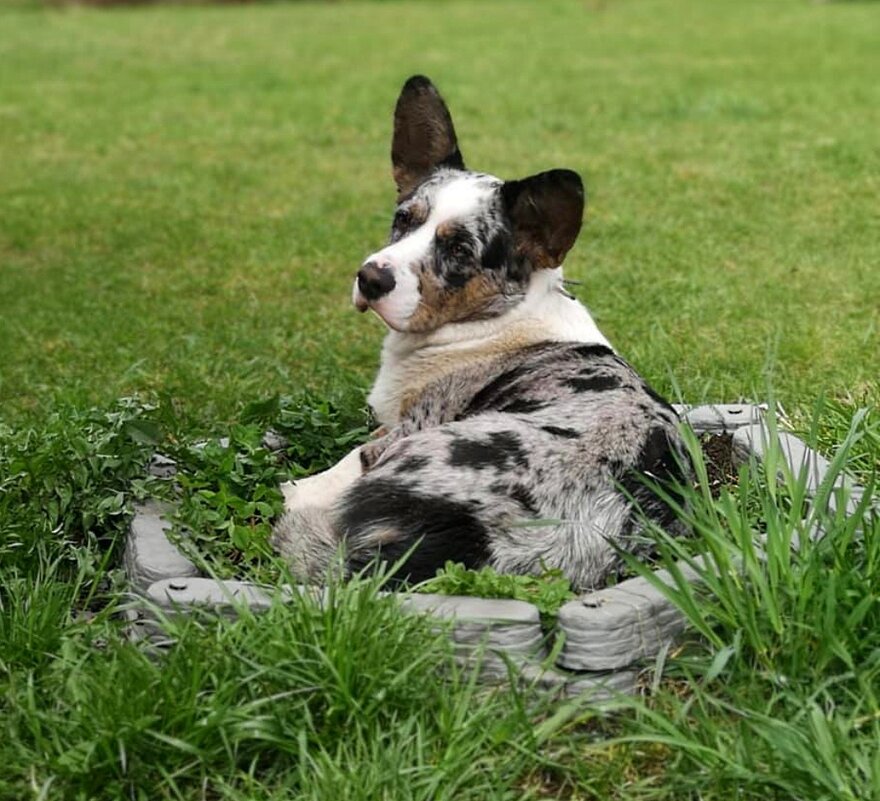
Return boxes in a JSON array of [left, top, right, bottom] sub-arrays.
[[390, 209, 414, 243], [446, 240, 471, 262], [436, 226, 473, 263]]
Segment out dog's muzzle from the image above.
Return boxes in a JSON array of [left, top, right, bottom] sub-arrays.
[[354, 261, 396, 311]]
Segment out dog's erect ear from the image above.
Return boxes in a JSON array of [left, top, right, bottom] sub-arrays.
[[392, 75, 466, 198], [501, 169, 585, 269]]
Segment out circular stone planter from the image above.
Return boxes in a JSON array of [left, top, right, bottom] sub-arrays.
[[123, 404, 870, 699]]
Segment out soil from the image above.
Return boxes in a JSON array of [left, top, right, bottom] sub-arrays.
[[698, 433, 741, 497]]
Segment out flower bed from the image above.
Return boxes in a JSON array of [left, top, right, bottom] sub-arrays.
[[124, 404, 867, 698]]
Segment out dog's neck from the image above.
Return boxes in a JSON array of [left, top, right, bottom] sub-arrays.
[[367, 268, 613, 427]]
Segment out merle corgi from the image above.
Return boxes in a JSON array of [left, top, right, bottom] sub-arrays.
[[272, 76, 689, 591]]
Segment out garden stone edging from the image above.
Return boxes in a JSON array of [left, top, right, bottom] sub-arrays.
[[123, 404, 863, 698], [555, 562, 701, 672], [123, 499, 200, 593]]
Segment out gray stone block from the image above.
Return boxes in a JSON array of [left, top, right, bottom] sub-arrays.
[[675, 403, 766, 434], [556, 562, 700, 671], [145, 577, 280, 613], [400, 593, 539, 624], [124, 501, 199, 593], [401, 594, 547, 678], [518, 663, 640, 700]]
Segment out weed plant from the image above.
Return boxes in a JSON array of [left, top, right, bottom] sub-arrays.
[[418, 561, 576, 627]]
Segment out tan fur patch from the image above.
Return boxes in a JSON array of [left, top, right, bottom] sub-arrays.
[[396, 323, 559, 418], [435, 221, 456, 239], [407, 273, 498, 333], [409, 202, 429, 227], [365, 526, 401, 546], [516, 241, 557, 270]]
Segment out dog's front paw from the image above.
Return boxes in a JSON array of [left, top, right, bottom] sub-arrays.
[[280, 479, 303, 511], [280, 476, 326, 512], [280, 448, 365, 513]]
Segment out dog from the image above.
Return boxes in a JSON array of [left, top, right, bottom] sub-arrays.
[[272, 75, 690, 592]]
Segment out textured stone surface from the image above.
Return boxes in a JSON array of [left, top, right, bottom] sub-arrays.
[[400, 593, 539, 624], [402, 595, 544, 654], [400, 594, 546, 678], [556, 562, 701, 671], [132, 578, 297, 646], [145, 577, 281, 613], [675, 403, 766, 433], [124, 500, 199, 593], [518, 663, 640, 700]]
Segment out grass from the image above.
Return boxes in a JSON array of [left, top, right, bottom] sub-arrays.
[[566, 421, 880, 801], [3, 401, 876, 800], [1, 563, 544, 800], [1, 0, 878, 423], [1, 0, 879, 799]]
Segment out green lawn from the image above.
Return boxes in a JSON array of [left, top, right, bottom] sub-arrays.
[[1, 1, 879, 799], [1, 0, 878, 423]]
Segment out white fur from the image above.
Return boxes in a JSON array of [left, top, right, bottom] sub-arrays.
[[354, 176, 499, 330], [351, 265, 420, 331], [368, 267, 613, 427], [280, 447, 363, 513]]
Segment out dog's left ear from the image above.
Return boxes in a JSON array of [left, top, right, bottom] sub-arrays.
[[501, 169, 585, 269], [392, 75, 466, 199]]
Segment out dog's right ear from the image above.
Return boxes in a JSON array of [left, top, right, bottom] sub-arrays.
[[502, 169, 585, 269], [392, 75, 466, 199]]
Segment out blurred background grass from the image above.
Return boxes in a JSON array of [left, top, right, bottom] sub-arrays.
[[1, 0, 878, 425]]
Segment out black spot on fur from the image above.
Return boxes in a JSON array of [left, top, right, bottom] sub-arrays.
[[449, 431, 529, 471], [445, 269, 470, 288], [395, 454, 431, 473], [509, 484, 539, 514], [639, 381, 678, 415], [449, 438, 493, 470], [565, 375, 622, 393], [541, 425, 580, 439], [341, 479, 489, 584], [481, 231, 511, 271], [465, 363, 533, 414], [638, 427, 685, 479], [507, 254, 532, 283], [464, 371, 553, 416], [619, 427, 691, 531], [489, 431, 529, 467], [571, 344, 615, 360], [502, 398, 547, 415]]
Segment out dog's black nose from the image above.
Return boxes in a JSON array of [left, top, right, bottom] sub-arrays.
[[357, 262, 396, 301]]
